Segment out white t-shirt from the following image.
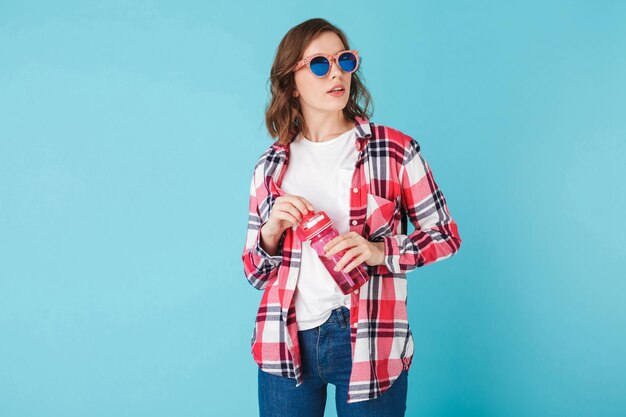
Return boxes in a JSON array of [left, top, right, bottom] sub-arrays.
[[280, 126, 359, 331]]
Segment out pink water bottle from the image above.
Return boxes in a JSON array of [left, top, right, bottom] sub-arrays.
[[295, 210, 370, 295]]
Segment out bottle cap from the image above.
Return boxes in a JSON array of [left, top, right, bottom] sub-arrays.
[[295, 210, 333, 241]]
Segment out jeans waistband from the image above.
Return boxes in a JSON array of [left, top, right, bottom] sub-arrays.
[[326, 305, 350, 329], [298, 305, 351, 332]]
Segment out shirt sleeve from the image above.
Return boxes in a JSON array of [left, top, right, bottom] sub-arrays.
[[241, 167, 283, 290], [380, 137, 462, 274]]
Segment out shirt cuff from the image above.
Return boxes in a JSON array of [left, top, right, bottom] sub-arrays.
[[253, 227, 284, 266], [381, 235, 401, 274]]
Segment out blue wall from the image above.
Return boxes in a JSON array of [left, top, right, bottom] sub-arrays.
[[1, 1, 625, 416]]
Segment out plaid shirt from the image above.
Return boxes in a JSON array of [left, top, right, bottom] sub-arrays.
[[242, 115, 462, 403]]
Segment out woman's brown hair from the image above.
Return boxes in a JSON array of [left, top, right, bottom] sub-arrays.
[[264, 18, 374, 146]]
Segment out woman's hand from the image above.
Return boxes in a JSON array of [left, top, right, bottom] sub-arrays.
[[322, 232, 386, 273], [262, 194, 315, 237]]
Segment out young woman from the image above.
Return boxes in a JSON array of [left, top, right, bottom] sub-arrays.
[[242, 18, 462, 417]]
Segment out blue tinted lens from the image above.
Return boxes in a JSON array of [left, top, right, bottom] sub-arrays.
[[338, 52, 357, 72], [310, 56, 330, 76]]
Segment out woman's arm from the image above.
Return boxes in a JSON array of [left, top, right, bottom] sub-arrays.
[[259, 224, 282, 256], [241, 170, 283, 290], [380, 137, 462, 274]]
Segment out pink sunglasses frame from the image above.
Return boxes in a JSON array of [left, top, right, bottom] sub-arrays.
[[292, 49, 360, 77]]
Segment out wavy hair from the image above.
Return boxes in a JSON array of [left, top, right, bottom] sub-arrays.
[[264, 18, 374, 145]]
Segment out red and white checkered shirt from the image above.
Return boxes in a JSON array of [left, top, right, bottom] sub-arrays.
[[242, 115, 462, 403]]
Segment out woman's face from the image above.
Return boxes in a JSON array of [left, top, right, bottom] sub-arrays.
[[293, 31, 352, 114]]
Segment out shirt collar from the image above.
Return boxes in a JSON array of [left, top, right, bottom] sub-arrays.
[[353, 115, 372, 151], [274, 115, 372, 153]]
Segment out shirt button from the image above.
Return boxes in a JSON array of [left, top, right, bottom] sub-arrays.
[[352, 187, 358, 193], [351, 220, 357, 225], [354, 289, 359, 294], [353, 322, 358, 328]]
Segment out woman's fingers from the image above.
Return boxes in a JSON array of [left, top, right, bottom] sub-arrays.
[[289, 196, 313, 216], [270, 194, 316, 232], [273, 210, 300, 227], [334, 246, 363, 272], [325, 232, 359, 256], [278, 194, 314, 216], [342, 252, 369, 273], [293, 195, 314, 212], [277, 202, 302, 222]]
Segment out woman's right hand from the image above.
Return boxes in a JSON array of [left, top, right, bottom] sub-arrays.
[[262, 194, 315, 236]]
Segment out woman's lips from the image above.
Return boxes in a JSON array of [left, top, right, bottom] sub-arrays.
[[327, 89, 345, 97]]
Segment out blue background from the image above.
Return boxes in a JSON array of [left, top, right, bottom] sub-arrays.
[[1, 1, 625, 416]]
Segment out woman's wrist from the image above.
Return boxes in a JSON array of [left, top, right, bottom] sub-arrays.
[[370, 241, 386, 266], [260, 223, 283, 256]]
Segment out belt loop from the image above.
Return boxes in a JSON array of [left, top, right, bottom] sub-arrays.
[[337, 306, 348, 328], [333, 307, 341, 328]]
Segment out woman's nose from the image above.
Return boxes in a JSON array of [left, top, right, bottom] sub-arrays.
[[328, 59, 343, 77]]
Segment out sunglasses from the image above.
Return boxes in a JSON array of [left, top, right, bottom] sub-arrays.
[[292, 49, 361, 78]]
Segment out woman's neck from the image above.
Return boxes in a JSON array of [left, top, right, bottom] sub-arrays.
[[302, 118, 353, 143]]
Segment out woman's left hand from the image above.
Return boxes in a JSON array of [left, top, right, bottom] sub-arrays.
[[322, 232, 386, 273]]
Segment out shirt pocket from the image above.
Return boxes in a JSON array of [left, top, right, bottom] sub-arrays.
[[365, 193, 402, 241], [336, 167, 354, 221]]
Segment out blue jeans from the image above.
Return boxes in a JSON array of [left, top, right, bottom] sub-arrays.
[[258, 306, 408, 417]]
